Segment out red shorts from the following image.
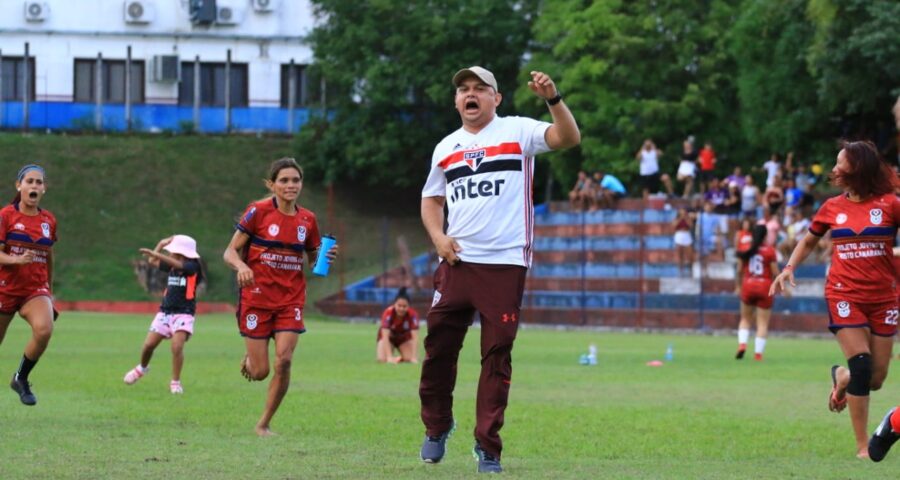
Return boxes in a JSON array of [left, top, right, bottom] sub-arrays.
[[236, 303, 305, 339], [740, 280, 773, 309], [376, 328, 413, 349], [0, 288, 58, 319], [827, 298, 898, 337]]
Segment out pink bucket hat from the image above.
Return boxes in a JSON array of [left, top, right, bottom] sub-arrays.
[[164, 235, 200, 259]]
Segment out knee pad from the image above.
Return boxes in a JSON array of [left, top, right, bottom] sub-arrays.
[[847, 353, 872, 396]]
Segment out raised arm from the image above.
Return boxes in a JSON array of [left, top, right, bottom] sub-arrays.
[[528, 71, 580, 150]]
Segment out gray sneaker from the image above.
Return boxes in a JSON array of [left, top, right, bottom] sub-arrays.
[[420, 420, 456, 463], [473, 442, 502, 474], [10, 374, 36, 406]]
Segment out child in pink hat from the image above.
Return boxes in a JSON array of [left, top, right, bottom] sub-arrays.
[[124, 235, 203, 394]]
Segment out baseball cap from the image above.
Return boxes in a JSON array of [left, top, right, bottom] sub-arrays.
[[452, 66, 498, 92]]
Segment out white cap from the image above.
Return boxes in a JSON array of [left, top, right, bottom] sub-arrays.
[[452, 66, 498, 92]]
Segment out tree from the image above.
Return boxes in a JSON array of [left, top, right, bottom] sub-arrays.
[[520, 0, 742, 189], [297, 0, 539, 188]]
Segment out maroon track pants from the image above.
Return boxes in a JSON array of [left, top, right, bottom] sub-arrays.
[[419, 261, 527, 459]]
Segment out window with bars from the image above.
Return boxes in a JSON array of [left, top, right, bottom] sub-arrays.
[[178, 62, 248, 107], [73, 59, 145, 104], [1, 56, 36, 101]]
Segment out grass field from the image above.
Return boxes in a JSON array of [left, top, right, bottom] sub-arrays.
[[0, 133, 428, 304], [1, 313, 899, 479]]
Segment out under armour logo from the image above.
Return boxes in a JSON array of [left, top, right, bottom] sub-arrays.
[[501, 313, 518, 323]]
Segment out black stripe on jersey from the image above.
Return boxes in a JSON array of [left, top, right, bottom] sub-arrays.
[[444, 159, 522, 183]]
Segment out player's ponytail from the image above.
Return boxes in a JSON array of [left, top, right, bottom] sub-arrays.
[[394, 287, 410, 302], [737, 224, 768, 262]]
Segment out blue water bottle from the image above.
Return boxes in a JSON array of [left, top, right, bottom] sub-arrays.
[[312, 235, 336, 277], [664, 344, 674, 362]]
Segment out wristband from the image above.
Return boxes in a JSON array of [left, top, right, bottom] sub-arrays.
[[546, 92, 563, 106], [783, 264, 794, 271]]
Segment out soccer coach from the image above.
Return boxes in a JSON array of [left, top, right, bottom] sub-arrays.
[[418, 66, 580, 473]]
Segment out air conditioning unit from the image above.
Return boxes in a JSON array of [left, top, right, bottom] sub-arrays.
[[215, 5, 244, 25], [24, 2, 50, 22], [151, 55, 180, 83], [251, 0, 278, 13], [189, 0, 216, 25], [124, 0, 155, 24]]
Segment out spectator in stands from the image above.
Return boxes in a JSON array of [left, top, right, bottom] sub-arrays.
[[761, 153, 782, 188], [705, 178, 728, 211], [376, 287, 419, 364], [783, 177, 803, 221], [697, 201, 727, 259], [593, 172, 626, 209], [741, 175, 762, 219], [778, 209, 810, 259], [698, 141, 717, 192], [760, 209, 783, 248], [725, 166, 746, 190], [672, 208, 694, 276], [676, 139, 698, 198], [735, 217, 754, 254], [635, 139, 673, 199], [568, 170, 590, 211], [795, 163, 816, 193], [763, 175, 785, 216]]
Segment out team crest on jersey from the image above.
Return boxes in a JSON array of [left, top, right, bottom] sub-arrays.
[[297, 226, 307, 242], [835, 213, 847, 225], [40, 222, 50, 238], [464, 149, 486, 170], [268, 224, 280, 236], [870, 209, 883, 225], [837, 301, 851, 318], [246, 314, 258, 330], [13, 223, 24, 231], [432, 290, 442, 307]]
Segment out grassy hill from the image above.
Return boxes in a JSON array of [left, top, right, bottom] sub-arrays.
[[0, 132, 429, 306]]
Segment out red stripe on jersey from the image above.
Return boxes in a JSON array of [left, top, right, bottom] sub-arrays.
[[437, 142, 523, 170]]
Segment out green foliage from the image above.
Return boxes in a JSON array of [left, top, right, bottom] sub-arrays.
[[1, 313, 896, 478], [297, 0, 539, 188], [520, 0, 744, 188]]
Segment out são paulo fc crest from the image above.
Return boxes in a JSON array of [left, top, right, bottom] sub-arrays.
[[837, 301, 851, 318], [268, 224, 280, 236], [870, 208, 883, 225], [297, 226, 307, 242], [246, 314, 258, 330], [464, 149, 486, 171], [835, 213, 847, 225], [40, 222, 50, 238]]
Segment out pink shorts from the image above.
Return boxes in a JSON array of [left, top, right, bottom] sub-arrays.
[[149, 312, 195, 338]]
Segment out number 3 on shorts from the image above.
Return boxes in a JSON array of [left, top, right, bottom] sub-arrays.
[[885, 309, 899, 326], [295, 308, 302, 321]]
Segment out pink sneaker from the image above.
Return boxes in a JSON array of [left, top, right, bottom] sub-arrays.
[[123, 365, 146, 385], [170, 380, 183, 394]]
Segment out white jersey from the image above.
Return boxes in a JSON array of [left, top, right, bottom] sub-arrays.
[[422, 115, 552, 267]]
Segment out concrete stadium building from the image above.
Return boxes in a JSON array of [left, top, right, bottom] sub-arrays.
[[0, 0, 320, 133]]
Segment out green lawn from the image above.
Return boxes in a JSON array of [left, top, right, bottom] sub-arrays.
[[1, 313, 899, 478], [0, 133, 428, 304]]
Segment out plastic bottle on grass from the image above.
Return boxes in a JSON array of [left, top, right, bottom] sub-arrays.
[[664, 344, 674, 362]]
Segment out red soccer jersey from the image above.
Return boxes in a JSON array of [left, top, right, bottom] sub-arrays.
[[736, 230, 752, 253], [809, 193, 900, 303], [0, 203, 57, 296], [380, 306, 420, 336], [741, 245, 777, 286], [236, 198, 322, 309]]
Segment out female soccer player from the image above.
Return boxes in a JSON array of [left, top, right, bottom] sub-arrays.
[[734, 225, 780, 360], [376, 287, 419, 364], [0, 165, 58, 406], [223, 157, 337, 436], [123, 235, 203, 394], [771, 141, 900, 459]]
